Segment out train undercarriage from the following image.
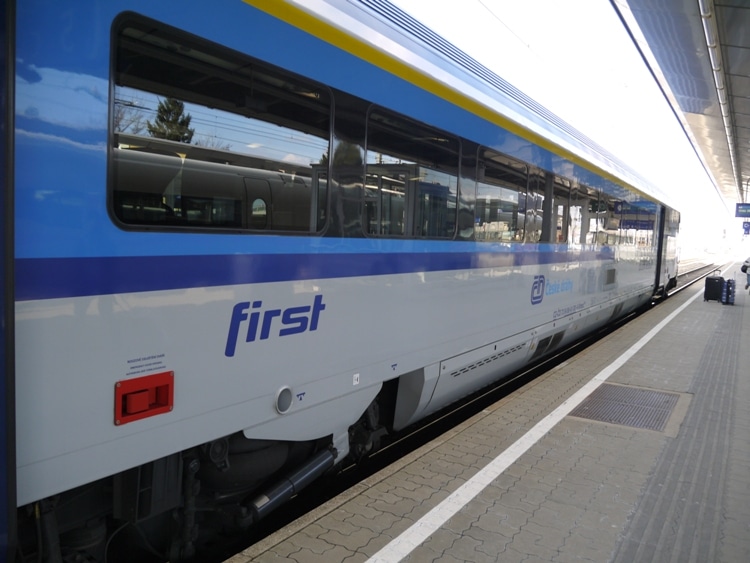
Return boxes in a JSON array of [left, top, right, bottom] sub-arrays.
[[16, 389, 396, 563]]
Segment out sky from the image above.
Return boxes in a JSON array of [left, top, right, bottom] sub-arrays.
[[389, 0, 732, 254]]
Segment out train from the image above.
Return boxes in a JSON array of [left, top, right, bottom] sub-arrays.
[[0, 0, 679, 561]]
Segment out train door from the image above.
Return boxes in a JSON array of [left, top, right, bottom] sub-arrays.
[[654, 206, 679, 296]]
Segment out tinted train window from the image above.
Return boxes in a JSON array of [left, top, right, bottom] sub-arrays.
[[111, 16, 330, 232], [568, 185, 600, 246], [365, 110, 459, 238], [596, 192, 620, 246], [524, 172, 545, 243], [551, 178, 570, 243], [664, 207, 680, 235], [620, 199, 658, 249], [523, 171, 571, 244], [476, 149, 527, 242]]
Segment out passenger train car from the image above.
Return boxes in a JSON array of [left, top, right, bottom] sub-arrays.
[[1, 0, 679, 560]]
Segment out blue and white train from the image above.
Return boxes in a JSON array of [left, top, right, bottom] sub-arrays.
[[1, 0, 679, 560]]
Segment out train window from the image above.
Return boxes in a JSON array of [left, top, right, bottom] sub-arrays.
[[250, 198, 268, 230], [635, 199, 658, 248], [664, 207, 680, 236], [612, 198, 658, 261], [365, 109, 459, 238], [364, 168, 407, 236], [553, 178, 571, 243], [588, 192, 605, 244], [111, 15, 331, 232], [475, 149, 527, 241], [530, 171, 570, 244], [524, 173, 545, 243], [456, 148, 477, 241], [668, 208, 680, 229], [324, 88, 369, 238], [568, 185, 600, 247], [596, 193, 620, 247]]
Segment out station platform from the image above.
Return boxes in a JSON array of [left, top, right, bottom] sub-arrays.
[[227, 265, 750, 563]]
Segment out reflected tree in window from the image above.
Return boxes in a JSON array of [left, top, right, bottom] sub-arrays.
[[194, 134, 232, 150], [147, 97, 195, 143], [320, 141, 363, 167], [113, 99, 145, 135]]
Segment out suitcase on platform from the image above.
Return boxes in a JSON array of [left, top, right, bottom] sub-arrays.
[[704, 270, 724, 302], [722, 278, 735, 305]]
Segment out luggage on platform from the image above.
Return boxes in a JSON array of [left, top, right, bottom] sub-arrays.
[[704, 270, 724, 302], [722, 277, 735, 305]]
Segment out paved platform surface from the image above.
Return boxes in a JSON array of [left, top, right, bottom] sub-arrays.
[[227, 266, 750, 563]]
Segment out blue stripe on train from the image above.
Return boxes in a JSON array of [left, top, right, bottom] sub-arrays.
[[15, 249, 587, 301]]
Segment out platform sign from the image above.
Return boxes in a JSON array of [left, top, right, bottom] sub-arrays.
[[621, 219, 655, 230], [744, 222, 750, 235], [736, 203, 750, 217]]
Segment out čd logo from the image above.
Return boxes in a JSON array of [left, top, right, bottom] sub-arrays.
[[531, 275, 545, 305]]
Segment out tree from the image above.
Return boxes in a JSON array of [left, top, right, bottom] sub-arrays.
[[194, 134, 232, 151], [113, 99, 145, 135], [147, 97, 195, 143], [320, 141, 363, 167]]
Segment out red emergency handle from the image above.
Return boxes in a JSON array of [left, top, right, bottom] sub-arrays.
[[115, 371, 174, 425]]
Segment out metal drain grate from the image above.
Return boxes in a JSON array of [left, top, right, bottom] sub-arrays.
[[569, 384, 679, 431]]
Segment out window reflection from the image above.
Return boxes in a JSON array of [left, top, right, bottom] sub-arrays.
[[476, 149, 526, 241], [365, 110, 459, 238], [112, 18, 330, 232]]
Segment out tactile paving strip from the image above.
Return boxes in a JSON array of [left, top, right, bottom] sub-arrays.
[[569, 383, 679, 431]]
